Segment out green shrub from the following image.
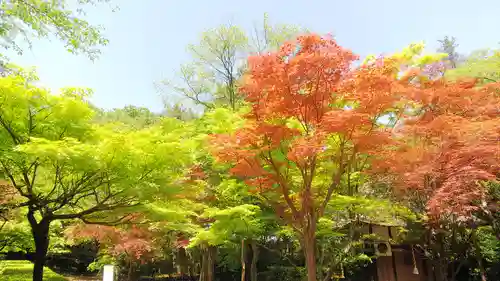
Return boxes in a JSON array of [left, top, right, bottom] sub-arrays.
[[0, 260, 67, 281]]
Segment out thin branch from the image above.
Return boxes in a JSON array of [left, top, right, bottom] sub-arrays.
[[50, 199, 139, 221], [0, 114, 21, 144], [479, 76, 497, 83], [263, 150, 300, 220]]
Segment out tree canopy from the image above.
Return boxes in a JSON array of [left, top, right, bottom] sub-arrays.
[[0, 9, 499, 281], [0, 0, 111, 59]]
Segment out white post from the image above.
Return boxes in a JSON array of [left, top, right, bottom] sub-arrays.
[[103, 265, 114, 281]]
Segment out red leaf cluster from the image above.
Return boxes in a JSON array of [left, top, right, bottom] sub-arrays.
[[375, 78, 500, 219], [67, 224, 157, 262], [211, 34, 405, 219], [211, 33, 499, 222], [240, 34, 357, 124]]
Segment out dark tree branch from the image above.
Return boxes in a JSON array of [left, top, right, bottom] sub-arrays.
[[0, 114, 22, 144], [50, 198, 139, 221], [80, 212, 140, 226], [479, 76, 497, 83], [263, 150, 301, 220]]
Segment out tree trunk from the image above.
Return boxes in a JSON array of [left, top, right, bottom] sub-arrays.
[[177, 247, 189, 275], [207, 245, 216, 281], [434, 232, 447, 281], [128, 259, 134, 281], [199, 245, 208, 281], [199, 244, 217, 281], [302, 228, 317, 281], [250, 240, 259, 281], [241, 239, 246, 281], [30, 216, 51, 281], [425, 259, 434, 281]]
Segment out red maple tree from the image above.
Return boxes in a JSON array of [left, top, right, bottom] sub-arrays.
[[67, 224, 157, 264], [374, 75, 499, 223], [211, 34, 409, 281]]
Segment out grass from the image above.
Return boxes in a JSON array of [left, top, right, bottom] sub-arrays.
[[0, 260, 68, 281]]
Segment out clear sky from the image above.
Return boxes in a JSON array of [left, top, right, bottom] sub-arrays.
[[6, 0, 500, 112]]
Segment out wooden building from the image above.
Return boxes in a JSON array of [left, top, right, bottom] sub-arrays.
[[348, 221, 429, 281]]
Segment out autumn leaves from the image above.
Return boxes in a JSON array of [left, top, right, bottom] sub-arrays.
[[213, 33, 499, 227]]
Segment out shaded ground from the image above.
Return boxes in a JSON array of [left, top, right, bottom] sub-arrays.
[[0, 260, 66, 281], [65, 276, 100, 281]]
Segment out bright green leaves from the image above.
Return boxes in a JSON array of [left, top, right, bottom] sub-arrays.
[[214, 179, 250, 205], [0, 73, 94, 147], [0, 0, 110, 59], [0, 220, 34, 253], [475, 226, 500, 263], [389, 41, 446, 67], [0, 210, 68, 254], [189, 204, 264, 247], [12, 125, 195, 204], [0, 69, 198, 226], [197, 107, 246, 135], [326, 195, 416, 224], [16, 137, 98, 169], [0, 70, 198, 277], [285, 117, 304, 132], [94, 105, 161, 129], [364, 42, 447, 76], [316, 218, 345, 238], [446, 49, 500, 83]]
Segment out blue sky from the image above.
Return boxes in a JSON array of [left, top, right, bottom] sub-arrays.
[[6, 0, 500, 112]]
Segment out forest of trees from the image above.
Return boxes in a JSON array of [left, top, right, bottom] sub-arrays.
[[0, 2, 498, 281]]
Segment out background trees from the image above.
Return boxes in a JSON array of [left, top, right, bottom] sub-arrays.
[[160, 14, 305, 112], [438, 36, 461, 69], [370, 40, 500, 281]]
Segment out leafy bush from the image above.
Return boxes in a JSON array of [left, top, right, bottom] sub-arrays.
[[0, 260, 67, 281]]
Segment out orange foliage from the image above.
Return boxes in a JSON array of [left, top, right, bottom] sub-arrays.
[[188, 165, 207, 180], [211, 34, 410, 281], [212, 33, 499, 227], [207, 34, 499, 280], [211, 34, 406, 230], [375, 78, 500, 219]]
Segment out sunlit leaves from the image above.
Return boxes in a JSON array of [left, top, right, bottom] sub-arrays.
[[0, 68, 198, 228], [189, 204, 264, 247], [198, 107, 246, 135], [94, 105, 161, 129], [446, 49, 500, 83], [373, 56, 500, 220], [0, 73, 94, 147], [0, 0, 111, 59], [208, 35, 427, 280], [211, 34, 409, 226]]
